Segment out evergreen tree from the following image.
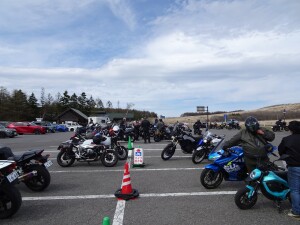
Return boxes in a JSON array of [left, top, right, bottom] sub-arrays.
[[59, 91, 70, 110], [10, 89, 29, 121], [28, 93, 39, 120], [0, 87, 11, 120]]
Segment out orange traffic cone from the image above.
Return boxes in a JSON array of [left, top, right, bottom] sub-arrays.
[[114, 162, 139, 200]]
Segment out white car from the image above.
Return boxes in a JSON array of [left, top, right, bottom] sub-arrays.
[[65, 121, 82, 132]]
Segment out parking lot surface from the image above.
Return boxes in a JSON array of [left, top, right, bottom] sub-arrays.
[[1, 129, 299, 225]]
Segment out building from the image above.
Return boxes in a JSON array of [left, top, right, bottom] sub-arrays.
[[55, 108, 88, 125]]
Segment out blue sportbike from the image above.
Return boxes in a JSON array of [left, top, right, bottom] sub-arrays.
[[200, 146, 247, 189]]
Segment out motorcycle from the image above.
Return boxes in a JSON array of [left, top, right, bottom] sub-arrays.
[[112, 125, 136, 142], [0, 160, 22, 219], [154, 125, 172, 142], [200, 146, 247, 189], [234, 154, 289, 211], [271, 124, 289, 132], [191, 131, 225, 164], [57, 134, 119, 167], [161, 124, 202, 160], [72, 131, 128, 161], [0, 147, 52, 192], [200, 145, 278, 189]]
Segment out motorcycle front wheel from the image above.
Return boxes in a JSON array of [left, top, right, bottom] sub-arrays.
[[0, 184, 22, 219], [200, 168, 223, 189], [161, 143, 176, 160], [234, 187, 258, 210], [101, 149, 118, 167], [57, 151, 75, 167], [115, 146, 128, 160], [24, 165, 51, 192], [192, 149, 206, 164]]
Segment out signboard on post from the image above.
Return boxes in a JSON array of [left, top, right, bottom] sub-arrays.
[[197, 106, 205, 112]]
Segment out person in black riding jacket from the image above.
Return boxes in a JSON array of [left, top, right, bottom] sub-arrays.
[[278, 120, 300, 220], [222, 116, 275, 173], [141, 117, 151, 143]]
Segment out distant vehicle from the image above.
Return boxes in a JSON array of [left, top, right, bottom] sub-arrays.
[[56, 124, 69, 132], [0, 124, 18, 138], [64, 121, 82, 132], [6, 122, 46, 135], [0, 121, 10, 128], [88, 116, 111, 127], [32, 121, 56, 133]]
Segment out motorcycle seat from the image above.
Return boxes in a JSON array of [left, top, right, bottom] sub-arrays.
[[273, 171, 288, 181], [9, 149, 44, 162]]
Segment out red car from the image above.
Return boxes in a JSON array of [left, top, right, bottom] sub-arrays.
[[7, 122, 46, 135]]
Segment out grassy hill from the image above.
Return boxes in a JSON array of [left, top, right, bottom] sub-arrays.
[[163, 103, 300, 125]]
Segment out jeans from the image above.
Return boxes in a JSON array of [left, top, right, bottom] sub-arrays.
[[288, 166, 300, 215]]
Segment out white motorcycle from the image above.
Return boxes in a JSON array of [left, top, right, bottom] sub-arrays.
[[57, 134, 119, 167]]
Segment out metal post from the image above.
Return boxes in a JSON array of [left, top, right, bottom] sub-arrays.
[[206, 106, 209, 130]]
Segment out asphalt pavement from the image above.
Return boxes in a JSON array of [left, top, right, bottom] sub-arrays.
[[0, 129, 298, 225]]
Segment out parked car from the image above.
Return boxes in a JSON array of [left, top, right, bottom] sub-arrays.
[[0, 124, 18, 138], [56, 124, 69, 132], [0, 121, 10, 127], [6, 122, 46, 135], [64, 121, 82, 132], [32, 121, 56, 133]]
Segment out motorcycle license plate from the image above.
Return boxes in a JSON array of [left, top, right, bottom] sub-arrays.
[[7, 170, 19, 183], [44, 160, 53, 168]]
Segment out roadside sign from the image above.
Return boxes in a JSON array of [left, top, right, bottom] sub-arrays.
[[197, 106, 205, 112]]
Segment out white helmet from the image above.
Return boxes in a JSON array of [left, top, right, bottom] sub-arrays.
[[113, 125, 120, 132]]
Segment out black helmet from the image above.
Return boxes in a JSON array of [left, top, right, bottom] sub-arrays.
[[245, 116, 259, 133]]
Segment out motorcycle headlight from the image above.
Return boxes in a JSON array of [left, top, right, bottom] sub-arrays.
[[203, 139, 207, 143], [249, 169, 261, 180]]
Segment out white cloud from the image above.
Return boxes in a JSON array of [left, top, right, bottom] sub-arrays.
[[0, 0, 300, 117]]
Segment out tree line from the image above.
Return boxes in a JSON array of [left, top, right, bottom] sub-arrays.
[[0, 87, 157, 122]]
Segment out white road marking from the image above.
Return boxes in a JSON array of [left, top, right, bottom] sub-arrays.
[[112, 200, 126, 225], [22, 191, 237, 201], [49, 168, 202, 173]]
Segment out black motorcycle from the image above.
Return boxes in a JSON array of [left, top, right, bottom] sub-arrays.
[[272, 124, 289, 132], [0, 160, 22, 219], [154, 125, 172, 142], [161, 124, 202, 160], [0, 147, 52, 192], [57, 135, 118, 167]]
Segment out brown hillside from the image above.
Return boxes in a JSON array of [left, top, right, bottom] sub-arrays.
[[163, 103, 300, 126]]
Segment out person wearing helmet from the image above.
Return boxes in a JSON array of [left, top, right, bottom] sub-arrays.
[[222, 116, 275, 172]]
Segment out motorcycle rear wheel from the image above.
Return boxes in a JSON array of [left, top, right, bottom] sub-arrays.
[[161, 143, 176, 160], [0, 184, 22, 219], [57, 151, 75, 167], [192, 149, 206, 164], [235, 187, 258, 210], [200, 168, 223, 189], [24, 165, 51, 192], [101, 149, 118, 167], [154, 135, 161, 142], [115, 146, 128, 160]]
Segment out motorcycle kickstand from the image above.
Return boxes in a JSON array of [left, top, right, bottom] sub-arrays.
[[274, 200, 283, 213]]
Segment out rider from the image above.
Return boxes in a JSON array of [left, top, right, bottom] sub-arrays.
[[193, 120, 202, 132], [222, 116, 275, 172]]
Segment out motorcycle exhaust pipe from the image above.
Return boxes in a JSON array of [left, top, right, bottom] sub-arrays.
[[18, 170, 38, 182]]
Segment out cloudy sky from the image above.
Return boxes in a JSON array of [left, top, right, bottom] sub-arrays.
[[0, 0, 299, 117]]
